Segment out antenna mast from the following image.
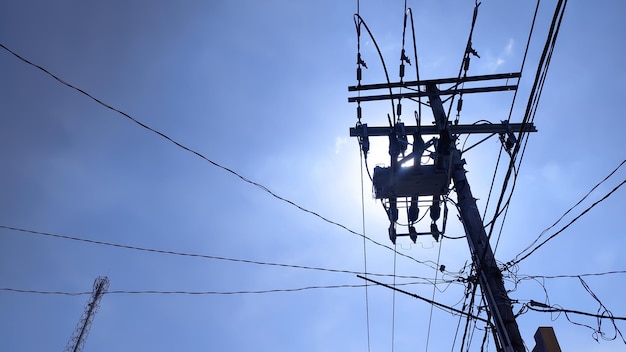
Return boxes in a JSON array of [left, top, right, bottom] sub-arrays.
[[64, 276, 110, 352]]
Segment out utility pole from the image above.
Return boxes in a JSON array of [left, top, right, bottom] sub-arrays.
[[64, 276, 109, 352], [429, 83, 525, 351], [349, 73, 535, 351]]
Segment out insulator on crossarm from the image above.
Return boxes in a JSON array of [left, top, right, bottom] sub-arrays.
[[388, 224, 397, 245], [396, 102, 402, 117], [397, 122, 408, 153], [359, 123, 370, 155], [409, 226, 418, 243], [430, 199, 441, 221], [388, 198, 399, 222], [357, 105, 362, 122], [408, 196, 419, 222], [413, 133, 425, 163], [430, 222, 440, 242], [361, 137, 370, 155], [389, 134, 400, 158], [357, 53, 367, 69]]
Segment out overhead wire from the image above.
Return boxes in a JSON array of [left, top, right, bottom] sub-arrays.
[[509, 159, 625, 263], [391, 243, 398, 352], [491, 0, 568, 257], [450, 276, 475, 352], [461, 8, 567, 332], [406, 7, 422, 126], [526, 304, 626, 322], [358, 275, 492, 325], [508, 177, 625, 266], [447, 2, 549, 349], [0, 281, 433, 297], [355, 4, 372, 351], [0, 224, 446, 281], [481, 0, 540, 249], [525, 278, 626, 344], [353, 14, 397, 125], [459, 275, 480, 352], [486, 0, 567, 252], [447, 0, 481, 125], [0, 42, 441, 270], [519, 270, 626, 280], [359, 125, 372, 351], [424, 238, 444, 351]]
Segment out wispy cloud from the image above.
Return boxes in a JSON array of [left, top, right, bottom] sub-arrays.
[[505, 38, 514, 55], [485, 38, 515, 72], [335, 136, 347, 154]]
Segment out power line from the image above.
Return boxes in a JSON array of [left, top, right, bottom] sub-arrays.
[[0, 284, 367, 296], [521, 270, 626, 280], [509, 178, 625, 266], [527, 304, 626, 322], [358, 275, 492, 325], [512, 159, 625, 261], [0, 224, 455, 283], [0, 41, 435, 270], [0, 280, 443, 297], [526, 293, 626, 344], [359, 146, 372, 352], [485, 0, 566, 255]]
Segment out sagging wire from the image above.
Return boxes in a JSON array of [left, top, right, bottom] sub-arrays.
[[507, 159, 625, 266], [0, 41, 432, 276], [448, 1, 482, 126], [522, 277, 626, 344], [425, 236, 445, 351], [396, 0, 419, 126], [353, 14, 397, 126], [507, 178, 625, 267]]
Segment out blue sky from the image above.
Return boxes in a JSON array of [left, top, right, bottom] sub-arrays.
[[1, 1, 625, 351]]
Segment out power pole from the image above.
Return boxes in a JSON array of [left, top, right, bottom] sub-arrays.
[[429, 83, 525, 351], [349, 73, 535, 351], [64, 276, 110, 352]]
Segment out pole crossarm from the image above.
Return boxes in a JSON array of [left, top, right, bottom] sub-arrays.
[[349, 122, 537, 137], [348, 72, 520, 92], [349, 85, 516, 103], [348, 72, 521, 103]]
